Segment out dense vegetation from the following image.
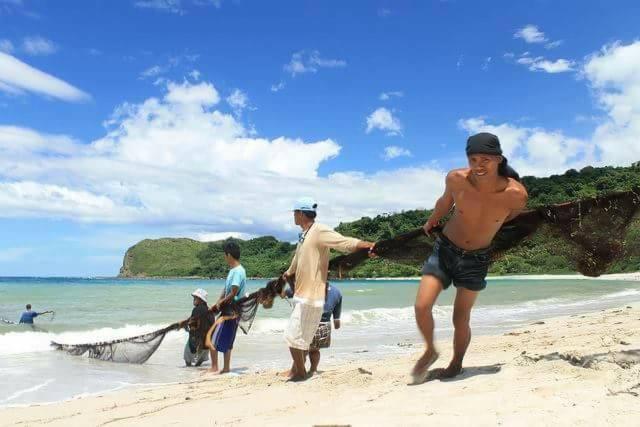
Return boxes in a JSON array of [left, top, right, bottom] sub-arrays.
[[119, 164, 640, 278]]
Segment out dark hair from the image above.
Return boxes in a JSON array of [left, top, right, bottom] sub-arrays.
[[223, 241, 241, 260], [498, 158, 521, 182], [302, 210, 317, 220], [26, 304, 31, 310]]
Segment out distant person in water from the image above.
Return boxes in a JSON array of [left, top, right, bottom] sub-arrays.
[[282, 197, 375, 381], [207, 241, 246, 374], [412, 132, 528, 383], [183, 288, 211, 367], [285, 282, 343, 374], [19, 304, 52, 324]]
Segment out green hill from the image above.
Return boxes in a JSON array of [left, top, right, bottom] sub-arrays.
[[119, 164, 640, 278]]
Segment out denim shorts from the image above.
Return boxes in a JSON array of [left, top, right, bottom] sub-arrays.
[[421, 234, 491, 291]]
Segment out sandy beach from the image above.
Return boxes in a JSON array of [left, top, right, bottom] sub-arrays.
[[2, 303, 639, 426]]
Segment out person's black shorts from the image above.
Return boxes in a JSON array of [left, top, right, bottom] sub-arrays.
[[421, 234, 491, 291]]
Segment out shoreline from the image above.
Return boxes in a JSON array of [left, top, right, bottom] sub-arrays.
[[357, 271, 640, 281], [36, 270, 640, 281], [3, 303, 640, 426]]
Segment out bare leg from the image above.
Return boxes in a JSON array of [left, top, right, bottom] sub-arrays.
[[438, 287, 478, 378], [289, 347, 307, 381], [219, 350, 232, 374], [412, 275, 443, 377], [207, 348, 219, 373], [309, 349, 320, 373]]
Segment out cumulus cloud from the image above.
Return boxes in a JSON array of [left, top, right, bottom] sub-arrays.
[[459, 117, 593, 177], [459, 41, 640, 175], [284, 50, 346, 77], [382, 145, 412, 161], [366, 107, 403, 136], [0, 79, 446, 237], [22, 36, 57, 56], [0, 52, 90, 101]]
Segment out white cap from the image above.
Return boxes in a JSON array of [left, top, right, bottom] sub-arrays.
[[292, 196, 317, 212], [191, 288, 208, 304]]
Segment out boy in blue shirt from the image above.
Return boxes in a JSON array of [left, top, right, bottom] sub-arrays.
[[208, 241, 246, 374], [19, 304, 52, 324]]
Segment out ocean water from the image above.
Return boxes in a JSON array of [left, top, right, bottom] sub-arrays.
[[1, 276, 640, 407]]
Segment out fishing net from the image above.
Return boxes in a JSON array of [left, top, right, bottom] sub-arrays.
[[0, 317, 16, 325], [330, 189, 640, 277], [52, 278, 288, 363], [222, 276, 287, 334], [52, 322, 182, 364]]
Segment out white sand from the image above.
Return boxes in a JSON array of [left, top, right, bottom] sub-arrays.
[[2, 304, 640, 426]]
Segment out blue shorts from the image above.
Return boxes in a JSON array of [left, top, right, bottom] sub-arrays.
[[421, 234, 491, 292], [211, 317, 240, 353]]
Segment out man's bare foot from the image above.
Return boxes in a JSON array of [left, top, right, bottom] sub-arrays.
[[436, 361, 463, 379], [218, 369, 230, 374], [203, 368, 219, 375], [287, 371, 312, 382], [410, 349, 439, 384], [277, 369, 294, 378]]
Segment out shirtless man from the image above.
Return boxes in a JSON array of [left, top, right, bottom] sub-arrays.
[[412, 132, 528, 383]]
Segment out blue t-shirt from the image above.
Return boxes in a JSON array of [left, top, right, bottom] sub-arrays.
[[321, 285, 342, 322], [19, 311, 39, 324], [225, 265, 246, 302]]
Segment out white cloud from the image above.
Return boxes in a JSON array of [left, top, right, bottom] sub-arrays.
[[139, 54, 199, 80], [459, 118, 593, 177], [164, 80, 219, 105], [270, 81, 285, 92], [583, 41, 640, 164], [366, 107, 403, 136], [189, 69, 201, 80], [284, 50, 346, 77], [379, 91, 403, 101], [378, 8, 391, 17], [482, 56, 492, 71], [0, 79, 446, 236], [382, 145, 411, 161], [0, 52, 90, 102], [226, 89, 249, 116], [134, 0, 183, 14], [516, 55, 574, 73], [459, 41, 640, 175], [545, 40, 563, 50], [139, 65, 165, 79], [0, 39, 13, 54], [22, 36, 57, 56], [514, 25, 547, 44], [195, 231, 254, 242]]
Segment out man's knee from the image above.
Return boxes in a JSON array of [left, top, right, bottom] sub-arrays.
[[452, 310, 471, 329], [414, 300, 434, 315]]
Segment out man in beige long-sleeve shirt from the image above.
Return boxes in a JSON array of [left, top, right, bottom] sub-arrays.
[[282, 197, 375, 381]]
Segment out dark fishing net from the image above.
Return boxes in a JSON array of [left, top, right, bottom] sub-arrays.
[[225, 276, 287, 334], [52, 322, 181, 364], [52, 278, 288, 364], [330, 189, 640, 277]]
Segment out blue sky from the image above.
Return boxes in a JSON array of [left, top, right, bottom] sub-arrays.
[[1, 0, 640, 276]]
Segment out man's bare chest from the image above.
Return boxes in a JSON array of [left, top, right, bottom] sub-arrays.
[[453, 189, 511, 217]]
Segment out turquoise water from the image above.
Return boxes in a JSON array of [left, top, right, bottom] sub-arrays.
[[2, 276, 640, 406]]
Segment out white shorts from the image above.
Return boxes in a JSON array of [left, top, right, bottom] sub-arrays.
[[284, 302, 323, 351]]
